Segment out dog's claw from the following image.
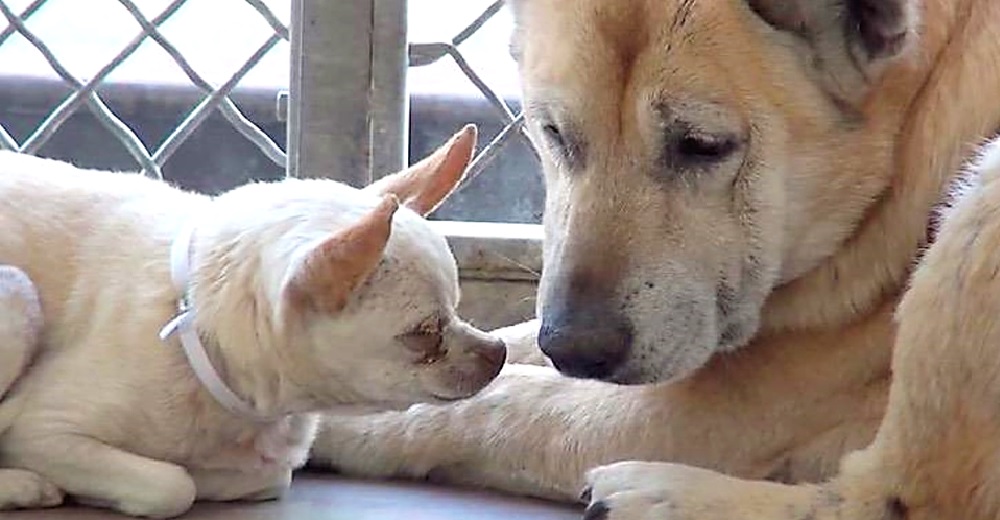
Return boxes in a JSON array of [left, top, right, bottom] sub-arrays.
[[582, 500, 609, 520]]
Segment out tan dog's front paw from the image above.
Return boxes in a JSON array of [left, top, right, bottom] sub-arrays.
[[581, 488, 678, 520], [581, 461, 818, 520], [581, 462, 693, 520], [0, 469, 64, 510]]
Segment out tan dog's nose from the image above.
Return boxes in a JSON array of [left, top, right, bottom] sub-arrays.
[[539, 307, 633, 381]]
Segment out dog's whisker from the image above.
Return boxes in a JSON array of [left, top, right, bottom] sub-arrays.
[[489, 252, 541, 279]]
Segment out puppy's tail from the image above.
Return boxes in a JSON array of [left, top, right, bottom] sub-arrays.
[[0, 266, 42, 403]]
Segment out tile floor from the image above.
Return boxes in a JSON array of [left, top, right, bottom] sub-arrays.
[[5, 471, 582, 519]]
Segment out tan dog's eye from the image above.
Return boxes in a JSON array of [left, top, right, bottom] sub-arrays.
[[542, 123, 565, 148], [674, 132, 741, 164], [535, 116, 586, 171], [679, 134, 736, 159]]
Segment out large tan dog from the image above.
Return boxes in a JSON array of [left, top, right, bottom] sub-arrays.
[[0, 126, 506, 518], [307, 0, 1000, 518]]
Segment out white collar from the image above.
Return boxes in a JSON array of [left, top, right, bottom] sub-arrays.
[[158, 223, 274, 423]]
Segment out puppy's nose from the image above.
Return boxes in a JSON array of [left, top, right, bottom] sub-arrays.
[[476, 336, 507, 368], [465, 335, 505, 393], [539, 311, 632, 381]]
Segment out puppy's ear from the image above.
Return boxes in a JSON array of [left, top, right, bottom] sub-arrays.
[[746, 0, 917, 102], [363, 124, 477, 216], [286, 194, 399, 314]]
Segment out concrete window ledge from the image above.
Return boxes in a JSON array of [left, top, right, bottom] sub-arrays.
[[431, 221, 542, 330]]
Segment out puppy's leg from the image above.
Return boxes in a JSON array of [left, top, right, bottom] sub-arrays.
[[191, 467, 292, 502], [5, 433, 196, 518], [0, 266, 42, 399], [0, 469, 64, 510], [581, 145, 1000, 520]]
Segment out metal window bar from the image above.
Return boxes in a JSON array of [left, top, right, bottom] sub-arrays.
[[0, 0, 289, 179], [287, 0, 537, 195]]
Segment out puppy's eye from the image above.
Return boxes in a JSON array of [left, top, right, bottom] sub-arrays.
[[400, 331, 445, 365], [398, 315, 447, 365], [675, 133, 740, 163]]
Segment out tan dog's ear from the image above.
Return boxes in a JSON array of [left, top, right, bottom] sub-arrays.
[[746, 0, 916, 103], [363, 124, 477, 216], [286, 194, 400, 314], [746, 0, 914, 61], [506, 0, 527, 62]]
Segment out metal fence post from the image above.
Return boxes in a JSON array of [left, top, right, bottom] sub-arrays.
[[287, 0, 408, 186], [370, 0, 409, 179], [288, 0, 372, 185]]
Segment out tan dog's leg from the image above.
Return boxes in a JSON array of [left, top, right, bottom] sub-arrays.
[[311, 339, 885, 503], [5, 433, 196, 518], [579, 149, 1000, 519], [311, 364, 633, 500], [0, 469, 64, 510], [491, 319, 550, 366], [0, 266, 42, 400]]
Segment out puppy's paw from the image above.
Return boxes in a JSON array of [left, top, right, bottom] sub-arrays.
[[580, 461, 817, 520], [0, 469, 65, 510], [241, 470, 292, 502], [242, 484, 288, 502], [113, 465, 196, 519]]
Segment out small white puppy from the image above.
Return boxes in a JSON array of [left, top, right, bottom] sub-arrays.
[[0, 126, 505, 518]]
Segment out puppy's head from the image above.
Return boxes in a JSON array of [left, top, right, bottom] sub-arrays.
[[278, 126, 506, 407]]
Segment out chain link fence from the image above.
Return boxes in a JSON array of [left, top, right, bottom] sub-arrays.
[[407, 0, 536, 192], [0, 0, 535, 208], [0, 0, 288, 180]]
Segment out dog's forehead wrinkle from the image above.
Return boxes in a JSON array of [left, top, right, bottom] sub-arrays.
[[670, 0, 698, 34]]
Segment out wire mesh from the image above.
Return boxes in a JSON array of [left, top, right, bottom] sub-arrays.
[[0, 0, 288, 179], [407, 0, 537, 191], [1, 0, 534, 196]]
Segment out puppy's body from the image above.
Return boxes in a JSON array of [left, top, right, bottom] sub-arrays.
[[0, 126, 505, 518], [0, 160, 309, 515], [0, 157, 319, 470]]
